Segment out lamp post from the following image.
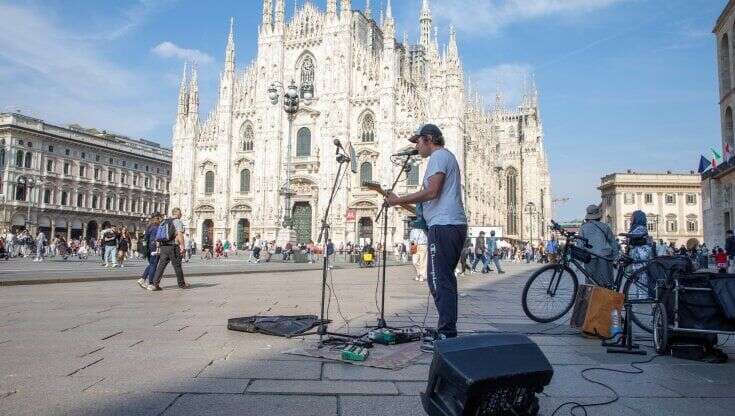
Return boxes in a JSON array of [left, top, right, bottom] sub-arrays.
[[526, 202, 536, 244], [17, 175, 36, 232], [267, 79, 314, 244]]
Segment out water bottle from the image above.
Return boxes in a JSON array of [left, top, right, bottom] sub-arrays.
[[610, 309, 622, 337]]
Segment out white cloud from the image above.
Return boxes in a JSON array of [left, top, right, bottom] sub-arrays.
[[470, 63, 534, 107], [432, 0, 630, 35], [152, 41, 214, 64], [0, 3, 172, 140]]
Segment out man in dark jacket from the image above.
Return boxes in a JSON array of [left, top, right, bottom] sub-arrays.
[[725, 230, 735, 265], [138, 213, 161, 289]]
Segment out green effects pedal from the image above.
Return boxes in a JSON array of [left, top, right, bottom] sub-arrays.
[[341, 345, 369, 362], [368, 329, 397, 345]]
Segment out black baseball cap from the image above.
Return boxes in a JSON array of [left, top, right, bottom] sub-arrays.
[[409, 123, 444, 144]]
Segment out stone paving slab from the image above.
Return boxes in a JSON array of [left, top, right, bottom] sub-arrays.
[[340, 396, 425, 416], [247, 380, 399, 395], [162, 394, 338, 416], [198, 359, 323, 380], [323, 363, 429, 381]]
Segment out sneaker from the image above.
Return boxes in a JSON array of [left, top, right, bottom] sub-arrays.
[[179, 283, 191, 289], [146, 284, 160, 291], [137, 278, 146, 288], [104, 264, 110, 268], [414, 277, 420, 281], [498, 271, 506, 274]]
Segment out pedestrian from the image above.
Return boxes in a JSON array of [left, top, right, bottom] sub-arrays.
[[117, 227, 131, 267], [471, 231, 488, 273], [715, 248, 728, 273], [138, 213, 162, 290], [385, 123, 467, 350], [151, 207, 190, 290], [410, 226, 428, 281], [579, 204, 618, 286], [545, 236, 559, 264], [5, 229, 15, 258], [326, 239, 335, 269], [486, 231, 505, 274], [184, 234, 193, 262], [34, 231, 46, 262], [100, 224, 118, 268]]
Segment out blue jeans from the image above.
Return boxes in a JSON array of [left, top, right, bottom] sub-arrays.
[[427, 224, 467, 338], [143, 255, 159, 284], [471, 254, 488, 271], [104, 245, 117, 266]]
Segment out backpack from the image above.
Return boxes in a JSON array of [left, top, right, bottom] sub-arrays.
[[155, 219, 177, 243]]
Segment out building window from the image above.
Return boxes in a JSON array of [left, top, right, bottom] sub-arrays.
[[361, 113, 375, 142], [81, 152, 86, 159], [48, 145, 54, 152], [204, 171, 215, 195], [296, 127, 311, 157], [108, 170, 114, 182], [241, 122, 254, 151], [131, 200, 137, 212], [79, 165, 86, 177], [144, 177, 150, 188], [133, 175, 138, 186], [644, 193, 653, 204], [0, 147, 4, 168], [240, 169, 251, 193], [647, 222, 656, 232], [155, 178, 160, 189], [666, 216, 677, 233], [109, 157, 113, 164], [686, 194, 696, 205], [300, 56, 315, 95], [506, 168, 519, 235], [121, 173, 126, 184], [94, 167, 100, 180], [122, 160, 126, 167], [360, 162, 372, 184], [24, 151, 32, 168], [721, 34, 732, 94], [624, 193, 634, 204], [143, 201, 149, 213], [46, 160, 53, 172], [407, 163, 419, 186], [77, 193, 84, 207], [15, 150, 23, 167], [92, 195, 99, 209], [65, 149, 70, 156], [61, 191, 68, 206], [15, 182, 27, 201], [106, 197, 112, 210], [665, 193, 675, 204], [63, 162, 70, 175], [95, 155, 100, 162], [687, 218, 698, 232], [119, 198, 126, 211], [134, 163, 138, 169]]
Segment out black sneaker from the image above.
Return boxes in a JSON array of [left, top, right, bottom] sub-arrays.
[[420, 333, 446, 353]]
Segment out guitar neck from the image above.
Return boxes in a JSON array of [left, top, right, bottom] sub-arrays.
[[362, 181, 416, 215]]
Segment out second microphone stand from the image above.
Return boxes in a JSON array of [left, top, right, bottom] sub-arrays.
[[371, 154, 414, 329]]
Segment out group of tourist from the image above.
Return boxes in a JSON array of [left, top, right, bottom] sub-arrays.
[[136, 208, 190, 291]]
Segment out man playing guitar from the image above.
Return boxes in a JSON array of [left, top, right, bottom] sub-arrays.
[[385, 124, 468, 349]]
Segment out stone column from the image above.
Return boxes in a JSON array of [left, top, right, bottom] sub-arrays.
[[82, 222, 88, 240]]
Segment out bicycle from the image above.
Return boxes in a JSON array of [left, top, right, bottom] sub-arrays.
[[521, 220, 656, 333]]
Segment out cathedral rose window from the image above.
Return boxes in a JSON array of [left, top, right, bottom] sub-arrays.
[[242, 123, 254, 151], [361, 113, 375, 143]]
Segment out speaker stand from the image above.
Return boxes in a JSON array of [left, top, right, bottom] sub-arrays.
[[602, 301, 646, 355]]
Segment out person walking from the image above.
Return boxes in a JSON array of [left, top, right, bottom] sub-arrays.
[[386, 123, 467, 349], [138, 213, 161, 290], [151, 208, 190, 290], [100, 225, 118, 268], [545, 236, 559, 264], [486, 231, 505, 274], [326, 239, 335, 269], [117, 227, 131, 267], [34, 231, 46, 262], [410, 226, 428, 281], [471, 231, 488, 273], [579, 204, 618, 286]]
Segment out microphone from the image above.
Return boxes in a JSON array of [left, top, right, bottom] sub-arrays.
[[392, 148, 419, 157], [333, 139, 344, 156]]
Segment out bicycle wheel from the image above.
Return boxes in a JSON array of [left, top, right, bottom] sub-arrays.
[[522, 264, 579, 323], [623, 273, 655, 334]]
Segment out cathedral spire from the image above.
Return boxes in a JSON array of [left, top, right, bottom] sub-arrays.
[[447, 25, 459, 62], [188, 63, 199, 116], [386, 0, 392, 19], [177, 62, 189, 115], [327, 0, 337, 17], [420, 0, 432, 49], [275, 0, 285, 26], [262, 0, 273, 29], [341, 0, 351, 19], [225, 18, 235, 72], [382, 0, 394, 38], [365, 0, 372, 20]]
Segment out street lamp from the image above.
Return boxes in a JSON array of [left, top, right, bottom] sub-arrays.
[[17, 175, 36, 231], [267, 79, 314, 236], [526, 202, 536, 244]]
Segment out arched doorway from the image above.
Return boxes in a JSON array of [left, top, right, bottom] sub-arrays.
[[71, 219, 83, 240], [87, 221, 98, 240], [237, 219, 250, 249], [202, 219, 214, 250], [292, 202, 312, 244], [359, 217, 374, 243]]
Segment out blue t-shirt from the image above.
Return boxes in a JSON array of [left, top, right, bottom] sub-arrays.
[[422, 148, 467, 227]]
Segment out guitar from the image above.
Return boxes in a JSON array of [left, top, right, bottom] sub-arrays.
[[361, 181, 428, 230]]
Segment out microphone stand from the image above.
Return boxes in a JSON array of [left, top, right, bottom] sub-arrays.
[[301, 144, 360, 347], [370, 154, 414, 330]]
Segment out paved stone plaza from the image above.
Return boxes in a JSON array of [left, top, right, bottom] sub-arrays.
[[0, 263, 734, 416]]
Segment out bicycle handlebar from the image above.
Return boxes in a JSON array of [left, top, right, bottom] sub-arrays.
[[549, 220, 592, 249]]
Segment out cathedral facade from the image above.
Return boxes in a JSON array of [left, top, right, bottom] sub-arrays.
[[170, 0, 552, 248]]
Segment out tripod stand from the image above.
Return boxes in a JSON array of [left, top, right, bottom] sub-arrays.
[[301, 143, 359, 346], [370, 154, 414, 330]]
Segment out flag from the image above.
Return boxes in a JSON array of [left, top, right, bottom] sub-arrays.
[[713, 157, 718, 170], [726, 143, 732, 161], [698, 155, 711, 173], [712, 147, 722, 160]]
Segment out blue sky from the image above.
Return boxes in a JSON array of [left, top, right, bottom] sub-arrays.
[[0, 0, 725, 220]]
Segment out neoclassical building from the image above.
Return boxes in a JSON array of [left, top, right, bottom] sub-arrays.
[[0, 112, 171, 240], [170, 0, 552, 247]]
